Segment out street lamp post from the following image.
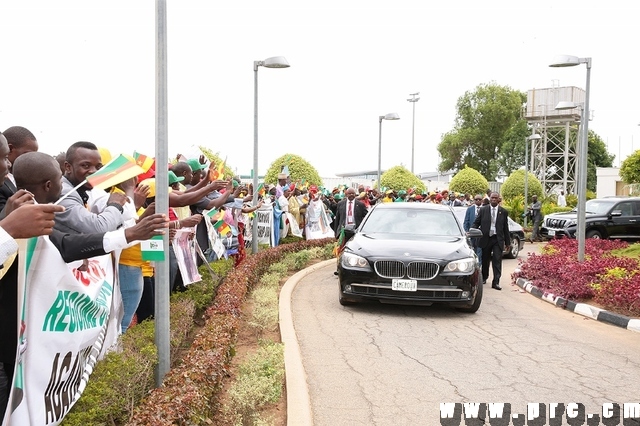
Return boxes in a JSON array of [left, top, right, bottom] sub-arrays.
[[524, 133, 541, 228], [550, 54, 591, 262], [377, 113, 400, 190], [407, 92, 420, 173], [252, 56, 290, 254]]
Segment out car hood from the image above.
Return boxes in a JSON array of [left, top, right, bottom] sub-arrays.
[[346, 232, 474, 262], [546, 210, 599, 220]]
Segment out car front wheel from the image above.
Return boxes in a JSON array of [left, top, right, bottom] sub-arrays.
[[586, 230, 602, 239], [505, 237, 520, 259]]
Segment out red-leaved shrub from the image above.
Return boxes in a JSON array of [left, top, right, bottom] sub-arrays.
[[513, 239, 640, 316]]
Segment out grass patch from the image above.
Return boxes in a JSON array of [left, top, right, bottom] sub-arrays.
[[224, 340, 285, 426], [610, 243, 640, 259]]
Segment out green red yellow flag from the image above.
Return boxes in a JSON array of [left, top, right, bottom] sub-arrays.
[[206, 209, 225, 222], [214, 219, 231, 236], [257, 182, 265, 197], [86, 154, 145, 190], [209, 157, 226, 181], [133, 151, 154, 172]]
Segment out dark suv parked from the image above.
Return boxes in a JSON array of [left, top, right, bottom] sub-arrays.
[[541, 197, 640, 240]]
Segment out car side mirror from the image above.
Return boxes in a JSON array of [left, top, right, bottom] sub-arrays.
[[343, 224, 357, 240], [610, 210, 622, 217], [467, 228, 483, 238]]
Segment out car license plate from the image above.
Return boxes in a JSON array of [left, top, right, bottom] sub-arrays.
[[548, 229, 555, 236], [392, 279, 417, 292]]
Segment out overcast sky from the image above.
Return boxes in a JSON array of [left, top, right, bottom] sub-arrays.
[[2, 1, 639, 178]]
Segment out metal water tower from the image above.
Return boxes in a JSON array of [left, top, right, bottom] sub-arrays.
[[524, 85, 585, 194]]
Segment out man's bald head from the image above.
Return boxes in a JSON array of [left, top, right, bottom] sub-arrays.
[[14, 151, 64, 204]]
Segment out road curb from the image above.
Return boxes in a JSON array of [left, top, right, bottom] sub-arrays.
[[279, 258, 336, 426], [514, 277, 640, 333]]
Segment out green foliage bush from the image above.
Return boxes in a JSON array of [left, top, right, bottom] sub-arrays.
[[267, 262, 288, 276], [260, 272, 283, 289], [248, 286, 279, 334], [380, 165, 425, 193], [264, 154, 323, 187], [289, 250, 311, 270], [620, 149, 640, 184], [449, 165, 489, 196], [500, 169, 544, 200]]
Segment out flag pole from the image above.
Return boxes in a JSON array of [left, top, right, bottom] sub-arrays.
[[53, 179, 87, 205]]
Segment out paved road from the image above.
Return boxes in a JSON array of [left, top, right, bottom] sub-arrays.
[[290, 246, 640, 425]]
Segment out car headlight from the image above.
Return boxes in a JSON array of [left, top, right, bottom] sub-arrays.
[[341, 252, 371, 270], [443, 257, 476, 274], [565, 219, 577, 227]]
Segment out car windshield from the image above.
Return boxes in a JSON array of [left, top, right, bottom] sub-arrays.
[[584, 199, 617, 215], [360, 208, 462, 236]]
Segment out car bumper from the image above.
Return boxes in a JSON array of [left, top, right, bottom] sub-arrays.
[[541, 227, 576, 240], [338, 267, 480, 306]]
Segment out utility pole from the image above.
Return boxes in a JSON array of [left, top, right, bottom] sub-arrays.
[[407, 92, 420, 174]]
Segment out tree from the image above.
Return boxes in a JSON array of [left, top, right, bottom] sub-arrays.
[[437, 83, 526, 181], [448, 165, 489, 196], [264, 154, 322, 187], [500, 169, 544, 200], [620, 149, 640, 184], [497, 120, 529, 178], [586, 131, 614, 191], [380, 165, 425, 193]]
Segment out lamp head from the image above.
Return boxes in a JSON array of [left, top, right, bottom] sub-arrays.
[[549, 55, 591, 68], [262, 56, 290, 68], [383, 113, 400, 120], [254, 56, 290, 71], [527, 134, 542, 141]]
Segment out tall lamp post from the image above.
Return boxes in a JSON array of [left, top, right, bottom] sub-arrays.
[[377, 113, 400, 190], [550, 54, 591, 262], [407, 92, 420, 173], [253, 56, 290, 254], [524, 133, 541, 228]]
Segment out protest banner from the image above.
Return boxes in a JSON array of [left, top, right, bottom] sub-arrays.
[[4, 237, 120, 426]]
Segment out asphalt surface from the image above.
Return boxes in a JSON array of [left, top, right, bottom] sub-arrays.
[[280, 244, 640, 426]]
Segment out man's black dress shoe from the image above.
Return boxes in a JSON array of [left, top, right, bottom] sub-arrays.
[[492, 284, 502, 290]]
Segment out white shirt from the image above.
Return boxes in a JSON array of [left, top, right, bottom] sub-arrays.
[[557, 194, 567, 207], [0, 226, 19, 265], [489, 206, 497, 236], [346, 200, 355, 224]]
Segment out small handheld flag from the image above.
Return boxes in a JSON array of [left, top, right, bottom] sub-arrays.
[[133, 151, 154, 172], [55, 154, 145, 205]]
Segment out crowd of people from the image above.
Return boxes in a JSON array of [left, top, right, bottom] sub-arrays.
[[264, 178, 498, 241], [0, 124, 527, 422]]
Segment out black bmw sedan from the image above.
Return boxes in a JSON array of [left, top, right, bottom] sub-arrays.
[[337, 203, 483, 312]]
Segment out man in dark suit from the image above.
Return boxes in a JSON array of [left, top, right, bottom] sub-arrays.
[[471, 192, 510, 290], [463, 194, 484, 264], [0, 126, 38, 217], [334, 188, 368, 238]]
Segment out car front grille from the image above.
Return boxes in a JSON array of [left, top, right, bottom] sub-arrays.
[[545, 218, 566, 229], [374, 260, 439, 280], [351, 285, 460, 299]]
